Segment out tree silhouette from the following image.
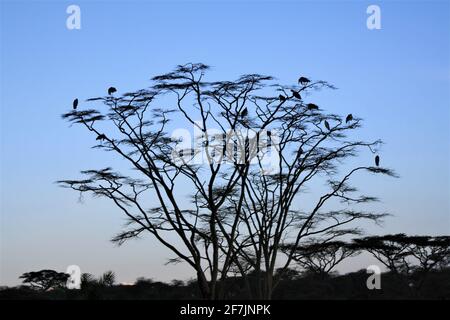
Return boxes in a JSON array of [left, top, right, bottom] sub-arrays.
[[99, 270, 116, 287], [19, 270, 69, 291], [80, 273, 98, 289], [280, 240, 358, 279], [408, 236, 450, 272], [59, 63, 395, 299], [352, 234, 450, 292], [352, 234, 412, 274]]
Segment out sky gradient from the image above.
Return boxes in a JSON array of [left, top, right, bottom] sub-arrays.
[[1, 0, 449, 286]]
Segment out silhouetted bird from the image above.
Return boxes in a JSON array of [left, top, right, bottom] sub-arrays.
[[346, 114, 353, 123], [279, 94, 286, 102], [108, 87, 117, 95], [291, 90, 301, 99], [73, 98, 78, 110], [307, 103, 319, 110], [298, 77, 310, 86], [375, 155, 380, 167], [241, 107, 248, 117], [96, 134, 107, 141], [267, 130, 272, 147], [324, 120, 330, 131]]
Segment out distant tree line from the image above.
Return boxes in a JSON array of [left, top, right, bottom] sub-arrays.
[[11, 234, 449, 299], [284, 234, 449, 286]]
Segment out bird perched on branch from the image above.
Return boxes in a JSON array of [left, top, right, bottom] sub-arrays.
[[307, 103, 319, 110], [96, 134, 107, 141], [108, 87, 117, 95], [346, 114, 353, 123], [375, 155, 380, 167], [291, 90, 301, 100], [241, 107, 248, 117], [72, 98, 78, 110], [279, 94, 286, 102], [298, 77, 310, 86], [324, 120, 331, 131]]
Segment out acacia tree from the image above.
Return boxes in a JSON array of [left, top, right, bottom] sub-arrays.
[[280, 239, 359, 279], [352, 234, 413, 274], [60, 63, 394, 299], [353, 234, 450, 290], [19, 270, 70, 291], [408, 236, 450, 273]]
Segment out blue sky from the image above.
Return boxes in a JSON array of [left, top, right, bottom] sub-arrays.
[[1, 0, 449, 286]]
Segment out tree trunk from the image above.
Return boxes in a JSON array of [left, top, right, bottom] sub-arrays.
[[264, 273, 273, 300], [196, 271, 211, 299]]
